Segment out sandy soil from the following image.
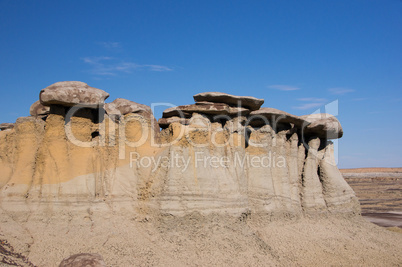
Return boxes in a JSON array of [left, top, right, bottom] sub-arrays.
[[0, 209, 401, 266]]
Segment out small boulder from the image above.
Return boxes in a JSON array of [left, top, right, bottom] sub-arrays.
[[300, 113, 343, 139], [0, 123, 14, 131], [193, 92, 264, 111], [40, 81, 109, 108], [30, 100, 50, 116], [59, 253, 106, 267]]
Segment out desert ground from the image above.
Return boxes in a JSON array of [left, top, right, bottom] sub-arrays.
[[1, 210, 401, 266]]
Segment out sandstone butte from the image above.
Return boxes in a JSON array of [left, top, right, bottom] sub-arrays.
[[0, 81, 400, 267]]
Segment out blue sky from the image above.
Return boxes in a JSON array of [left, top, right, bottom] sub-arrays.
[[0, 0, 401, 168]]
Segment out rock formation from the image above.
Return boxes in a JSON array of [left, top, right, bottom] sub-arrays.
[[0, 82, 360, 218]]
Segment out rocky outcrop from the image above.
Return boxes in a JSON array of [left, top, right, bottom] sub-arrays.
[[59, 253, 106, 267], [0, 82, 359, 219], [40, 81, 109, 108], [193, 92, 264, 110]]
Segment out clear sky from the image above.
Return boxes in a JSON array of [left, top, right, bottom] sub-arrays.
[[0, 0, 401, 168]]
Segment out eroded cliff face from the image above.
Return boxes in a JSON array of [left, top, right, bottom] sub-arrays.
[[0, 81, 360, 218]]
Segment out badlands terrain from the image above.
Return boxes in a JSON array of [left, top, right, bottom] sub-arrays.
[[0, 81, 401, 266], [342, 168, 402, 229]]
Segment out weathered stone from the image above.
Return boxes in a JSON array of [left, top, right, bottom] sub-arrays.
[[104, 98, 151, 116], [59, 253, 106, 267], [300, 113, 343, 139], [40, 81, 109, 108], [301, 137, 327, 212], [193, 92, 264, 111], [162, 106, 193, 118], [105, 98, 159, 133], [162, 102, 249, 118], [319, 141, 360, 213], [221, 117, 248, 140], [0, 123, 14, 131], [30, 100, 50, 116], [157, 124, 249, 216], [158, 116, 190, 129], [188, 113, 211, 128], [249, 107, 305, 127], [15, 116, 44, 124]]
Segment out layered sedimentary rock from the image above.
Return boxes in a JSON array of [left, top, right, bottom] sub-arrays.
[[0, 81, 360, 218], [156, 114, 250, 215]]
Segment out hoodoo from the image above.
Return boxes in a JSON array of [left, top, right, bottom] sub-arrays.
[[0, 81, 359, 216]]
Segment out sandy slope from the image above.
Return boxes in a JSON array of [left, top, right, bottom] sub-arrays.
[[1, 210, 401, 266]]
